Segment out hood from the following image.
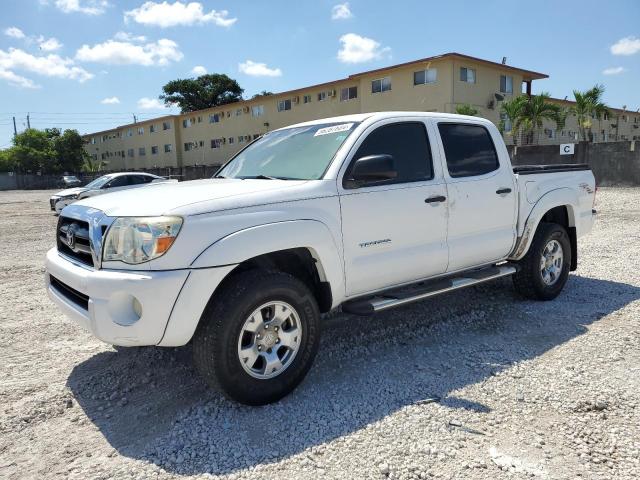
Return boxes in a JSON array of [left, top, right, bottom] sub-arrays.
[[53, 187, 86, 197], [73, 178, 323, 217]]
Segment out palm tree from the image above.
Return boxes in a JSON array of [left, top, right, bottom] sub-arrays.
[[82, 156, 106, 173], [518, 92, 563, 145], [571, 84, 609, 142], [455, 104, 479, 116], [499, 96, 527, 145]]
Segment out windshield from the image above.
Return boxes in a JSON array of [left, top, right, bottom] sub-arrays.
[[217, 122, 359, 180], [84, 175, 111, 189]]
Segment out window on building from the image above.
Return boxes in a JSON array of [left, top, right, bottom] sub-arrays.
[[253, 134, 260, 140], [371, 77, 392, 94], [211, 138, 223, 149], [121, 150, 125, 157], [184, 142, 194, 151], [460, 67, 476, 83], [278, 99, 292, 112], [162, 122, 171, 130], [127, 129, 133, 137], [229, 137, 234, 144], [209, 113, 220, 123], [164, 144, 172, 153], [238, 136, 245, 143], [199, 140, 204, 147], [348, 122, 433, 186], [500, 113, 512, 132], [500, 75, 513, 94], [149, 124, 156, 133], [340, 86, 358, 101], [236, 108, 243, 116], [438, 123, 499, 178], [413, 68, 437, 85], [197, 116, 202, 123], [151, 146, 158, 155], [90, 137, 96, 144], [244, 135, 250, 142], [127, 148, 134, 157], [138, 147, 146, 156], [303, 94, 312, 104], [317, 91, 327, 101], [138, 127, 144, 135], [251, 105, 264, 117]]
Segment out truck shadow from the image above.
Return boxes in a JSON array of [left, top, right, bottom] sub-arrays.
[[67, 274, 640, 476]]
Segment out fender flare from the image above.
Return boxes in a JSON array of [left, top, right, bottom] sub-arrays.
[[510, 188, 578, 260], [190, 219, 345, 308]]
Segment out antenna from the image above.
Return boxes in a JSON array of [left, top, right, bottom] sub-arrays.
[[501, 57, 507, 64]]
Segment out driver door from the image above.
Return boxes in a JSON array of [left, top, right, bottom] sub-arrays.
[[338, 119, 449, 297]]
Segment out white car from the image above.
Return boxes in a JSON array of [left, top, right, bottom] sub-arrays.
[[49, 172, 170, 214], [44, 112, 596, 405]]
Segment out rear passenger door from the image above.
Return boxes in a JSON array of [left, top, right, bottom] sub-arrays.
[[435, 121, 517, 272], [339, 119, 449, 296]]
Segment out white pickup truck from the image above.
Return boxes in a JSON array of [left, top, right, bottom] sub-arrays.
[[45, 112, 596, 405]]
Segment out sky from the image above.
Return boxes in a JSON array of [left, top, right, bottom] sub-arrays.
[[1, 0, 639, 147]]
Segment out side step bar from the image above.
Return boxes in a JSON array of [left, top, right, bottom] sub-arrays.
[[342, 264, 517, 316]]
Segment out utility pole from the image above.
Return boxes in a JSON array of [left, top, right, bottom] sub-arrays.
[[26, 113, 30, 129], [132, 114, 137, 124], [13, 116, 17, 136]]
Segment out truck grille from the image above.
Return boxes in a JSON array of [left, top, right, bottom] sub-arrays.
[[50, 275, 89, 310], [57, 216, 94, 268]]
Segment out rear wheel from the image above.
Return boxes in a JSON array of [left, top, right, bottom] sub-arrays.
[[192, 270, 320, 405], [513, 222, 571, 300]]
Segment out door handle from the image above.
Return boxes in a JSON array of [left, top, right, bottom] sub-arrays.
[[496, 188, 512, 195], [425, 195, 446, 203]]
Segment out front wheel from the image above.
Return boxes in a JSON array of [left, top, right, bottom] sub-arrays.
[[513, 222, 572, 300], [192, 270, 320, 405]]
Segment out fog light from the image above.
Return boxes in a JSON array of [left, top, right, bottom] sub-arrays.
[[108, 292, 143, 326]]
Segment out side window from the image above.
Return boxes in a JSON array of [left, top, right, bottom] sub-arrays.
[[438, 123, 499, 178], [129, 175, 147, 185], [347, 122, 433, 186], [105, 176, 129, 188], [140, 175, 155, 183]]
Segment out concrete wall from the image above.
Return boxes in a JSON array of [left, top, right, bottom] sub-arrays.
[[509, 141, 640, 186]]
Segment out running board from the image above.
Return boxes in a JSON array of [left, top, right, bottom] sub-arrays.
[[342, 265, 517, 316]]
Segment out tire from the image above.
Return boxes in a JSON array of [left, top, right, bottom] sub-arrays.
[[192, 269, 320, 406], [513, 222, 572, 300]]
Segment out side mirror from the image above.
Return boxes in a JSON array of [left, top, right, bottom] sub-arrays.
[[346, 154, 397, 188]]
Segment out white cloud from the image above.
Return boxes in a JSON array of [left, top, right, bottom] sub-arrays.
[[76, 38, 183, 66], [331, 3, 353, 20], [100, 96, 120, 104], [41, 0, 110, 15], [4, 27, 25, 39], [610, 36, 640, 56], [0, 69, 40, 88], [602, 66, 626, 75], [124, 1, 237, 28], [38, 37, 63, 52], [137, 97, 166, 109], [238, 60, 282, 77], [113, 31, 147, 42], [0, 48, 93, 84], [337, 33, 390, 63], [191, 65, 207, 75]]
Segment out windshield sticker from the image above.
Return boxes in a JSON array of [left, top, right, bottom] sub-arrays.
[[314, 123, 354, 137]]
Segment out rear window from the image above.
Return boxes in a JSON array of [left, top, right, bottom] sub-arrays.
[[438, 123, 499, 178]]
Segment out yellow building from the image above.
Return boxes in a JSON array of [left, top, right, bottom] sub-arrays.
[[83, 52, 640, 170]]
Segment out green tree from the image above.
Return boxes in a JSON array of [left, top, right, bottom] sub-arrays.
[[571, 84, 609, 142], [160, 74, 244, 112], [81, 155, 107, 173], [52, 129, 87, 172], [499, 96, 527, 145], [455, 104, 479, 116], [251, 90, 274, 99], [517, 92, 564, 145], [0, 149, 15, 172]]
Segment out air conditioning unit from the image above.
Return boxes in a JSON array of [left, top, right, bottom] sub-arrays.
[[243, 106, 250, 113], [328, 89, 336, 97], [292, 96, 299, 104]]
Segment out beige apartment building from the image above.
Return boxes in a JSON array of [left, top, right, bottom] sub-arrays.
[[83, 52, 640, 170]]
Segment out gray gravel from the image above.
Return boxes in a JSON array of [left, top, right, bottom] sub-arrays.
[[1, 188, 639, 480]]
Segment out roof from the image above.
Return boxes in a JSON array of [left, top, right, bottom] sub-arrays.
[[548, 97, 639, 115]]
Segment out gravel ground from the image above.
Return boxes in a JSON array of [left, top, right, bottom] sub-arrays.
[[1, 188, 639, 480]]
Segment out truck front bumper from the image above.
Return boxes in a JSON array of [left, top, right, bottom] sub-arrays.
[[45, 248, 235, 347]]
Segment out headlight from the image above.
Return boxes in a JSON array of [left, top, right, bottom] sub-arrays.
[[63, 194, 79, 200], [103, 216, 183, 264]]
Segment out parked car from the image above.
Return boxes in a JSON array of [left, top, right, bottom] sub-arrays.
[[49, 172, 172, 213], [44, 112, 596, 405], [57, 175, 82, 189]]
